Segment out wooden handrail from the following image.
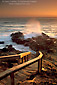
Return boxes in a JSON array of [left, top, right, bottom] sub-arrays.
[[19, 52, 31, 58], [18, 52, 31, 64], [0, 51, 43, 85], [0, 52, 31, 64], [0, 52, 31, 60]]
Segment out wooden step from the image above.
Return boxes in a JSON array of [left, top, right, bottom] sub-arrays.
[[19, 69, 31, 76]]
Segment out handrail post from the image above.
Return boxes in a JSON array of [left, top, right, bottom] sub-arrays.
[[27, 55, 28, 61], [38, 58, 42, 73], [18, 56, 20, 64], [10, 72, 14, 85], [22, 57, 24, 63], [24, 56, 26, 62]]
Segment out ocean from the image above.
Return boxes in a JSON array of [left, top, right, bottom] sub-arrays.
[[0, 17, 57, 53]]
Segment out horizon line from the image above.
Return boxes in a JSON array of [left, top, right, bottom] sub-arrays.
[[0, 16, 57, 18]]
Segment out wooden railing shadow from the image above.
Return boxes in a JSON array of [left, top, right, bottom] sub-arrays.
[[0, 51, 43, 85]]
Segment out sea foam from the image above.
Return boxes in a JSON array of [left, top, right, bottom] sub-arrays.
[[24, 19, 42, 39]]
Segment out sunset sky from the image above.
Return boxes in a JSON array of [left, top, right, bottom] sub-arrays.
[[0, 0, 57, 17]]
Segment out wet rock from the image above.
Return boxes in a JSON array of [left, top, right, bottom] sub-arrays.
[[11, 31, 24, 39], [0, 41, 4, 44], [0, 45, 22, 56], [24, 42, 29, 46], [42, 32, 49, 38], [47, 49, 56, 53], [2, 48, 8, 52], [11, 32, 57, 53], [11, 31, 26, 44]]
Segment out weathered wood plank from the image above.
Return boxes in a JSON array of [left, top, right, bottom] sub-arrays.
[[19, 52, 31, 58], [10, 72, 14, 85], [18, 56, 20, 64], [19, 69, 31, 76], [15, 71, 28, 82], [0, 54, 20, 62], [24, 56, 26, 62], [0, 54, 19, 59], [38, 58, 42, 73], [0, 52, 31, 63]]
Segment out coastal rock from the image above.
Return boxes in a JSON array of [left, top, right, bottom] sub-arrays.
[[11, 32, 56, 53], [24, 42, 29, 46], [47, 49, 56, 53], [11, 32, 24, 39], [42, 32, 49, 38], [11, 32, 26, 44], [0, 41, 4, 44], [2, 48, 8, 52], [0, 45, 22, 56]]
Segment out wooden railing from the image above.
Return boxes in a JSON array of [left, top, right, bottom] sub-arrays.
[[0, 52, 31, 64], [18, 52, 31, 64], [0, 51, 43, 85]]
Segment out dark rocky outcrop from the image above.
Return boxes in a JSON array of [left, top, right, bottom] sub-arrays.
[[11, 32, 27, 44], [11, 32, 24, 38], [0, 41, 4, 44], [11, 32, 57, 53], [0, 45, 22, 56]]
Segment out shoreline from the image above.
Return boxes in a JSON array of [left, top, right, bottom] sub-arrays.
[[0, 31, 57, 85]]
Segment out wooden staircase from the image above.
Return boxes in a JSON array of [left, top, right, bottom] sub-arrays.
[[0, 51, 43, 85]]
